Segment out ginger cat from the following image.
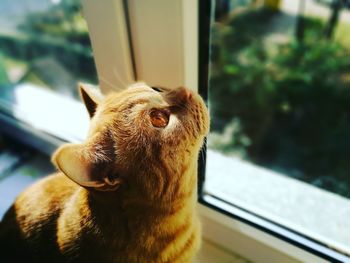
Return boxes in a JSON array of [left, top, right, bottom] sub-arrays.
[[0, 82, 209, 263]]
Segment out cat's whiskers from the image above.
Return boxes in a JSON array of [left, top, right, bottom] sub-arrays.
[[199, 138, 207, 167], [99, 75, 120, 91], [100, 67, 132, 91], [113, 67, 131, 88]]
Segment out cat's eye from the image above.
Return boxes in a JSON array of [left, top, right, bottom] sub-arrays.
[[151, 87, 163, 92], [150, 109, 170, 128]]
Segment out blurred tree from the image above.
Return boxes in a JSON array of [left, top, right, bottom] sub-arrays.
[[18, 0, 90, 46], [325, 0, 342, 38], [0, 53, 10, 86], [264, 0, 281, 11], [209, 9, 350, 196], [296, 0, 306, 42]]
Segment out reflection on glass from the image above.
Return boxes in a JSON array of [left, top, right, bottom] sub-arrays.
[[0, 0, 97, 100], [209, 0, 350, 198], [206, 0, 350, 253]]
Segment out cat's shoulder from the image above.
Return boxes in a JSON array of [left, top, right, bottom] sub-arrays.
[[0, 173, 79, 261], [19, 172, 77, 199], [14, 173, 78, 217]]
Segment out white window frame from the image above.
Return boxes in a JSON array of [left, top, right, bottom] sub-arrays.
[[82, 0, 198, 92]]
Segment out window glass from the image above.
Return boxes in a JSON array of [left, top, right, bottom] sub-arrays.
[[206, 0, 350, 254], [0, 0, 97, 100]]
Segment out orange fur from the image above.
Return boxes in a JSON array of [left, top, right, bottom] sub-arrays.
[[0, 83, 209, 263]]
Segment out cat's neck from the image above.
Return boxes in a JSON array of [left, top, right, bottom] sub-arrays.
[[75, 156, 198, 219], [81, 169, 196, 217], [85, 181, 197, 216]]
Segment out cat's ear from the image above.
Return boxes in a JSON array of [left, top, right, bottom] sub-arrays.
[[52, 134, 122, 191], [79, 83, 104, 118]]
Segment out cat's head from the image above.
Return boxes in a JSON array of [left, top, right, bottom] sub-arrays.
[[53, 82, 209, 195]]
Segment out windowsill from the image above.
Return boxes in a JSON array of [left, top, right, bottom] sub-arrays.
[[0, 83, 89, 154], [205, 149, 350, 256], [0, 83, 89, 146]]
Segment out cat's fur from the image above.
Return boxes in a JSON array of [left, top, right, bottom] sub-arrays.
[[0, 83, 209, 263]]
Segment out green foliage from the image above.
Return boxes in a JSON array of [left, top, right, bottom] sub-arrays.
[[0, 53, 10, 86], [18, 0, 90, 46], [209, 9, 350, 196], [208, 118, 251, 158], [0, 0, 98, 89]]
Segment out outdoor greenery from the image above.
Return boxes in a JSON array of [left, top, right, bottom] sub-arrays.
[[0, 0, 97, 97], [18, 0, 91, 47], [209, 8, 350, 197]]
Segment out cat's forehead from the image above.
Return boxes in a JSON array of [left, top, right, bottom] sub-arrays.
[[103, 84, 166, 110]]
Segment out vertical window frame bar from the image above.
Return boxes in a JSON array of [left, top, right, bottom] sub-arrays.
[[81, 0, 135, 93]]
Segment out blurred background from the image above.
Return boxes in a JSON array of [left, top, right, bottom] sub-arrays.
[[208, 0, 350, 199], [0, 0, 97, 99], [0, 0, 93, 218]]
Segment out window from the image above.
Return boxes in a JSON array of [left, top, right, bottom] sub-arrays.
[[0, 0, 97, 99], [1, 0, 349, 262], [0, 0, 99, 144], [204, 0, 350, 261]]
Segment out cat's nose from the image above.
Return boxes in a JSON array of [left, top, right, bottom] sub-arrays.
[[173, 86, 192, 106], [165, 86, 192, 106], [177, 86, 192, 102]]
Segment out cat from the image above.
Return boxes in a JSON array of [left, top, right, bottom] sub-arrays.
[[0, 82, 209, 263]]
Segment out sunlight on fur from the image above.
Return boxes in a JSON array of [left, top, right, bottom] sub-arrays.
[[0, 82, 209, 263]]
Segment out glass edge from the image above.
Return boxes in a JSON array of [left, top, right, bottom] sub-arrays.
[[197, 0, 212, 195]]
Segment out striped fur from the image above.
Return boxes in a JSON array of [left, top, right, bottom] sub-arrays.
[[0, 83, 209, 263]]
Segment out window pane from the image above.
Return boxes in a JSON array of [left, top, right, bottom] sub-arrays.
[[206, 0, 350, 255], [0, 0, 98, 100]]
